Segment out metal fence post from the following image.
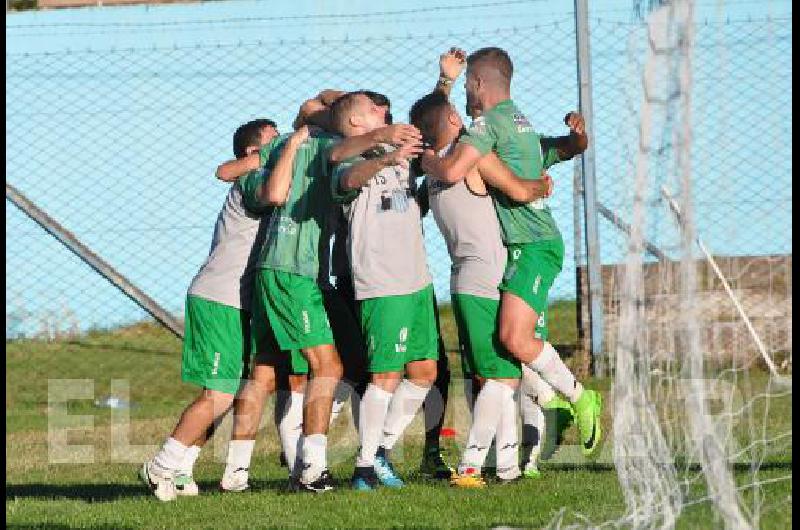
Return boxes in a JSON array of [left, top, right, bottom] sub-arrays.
[[574, 0, 606, 377]]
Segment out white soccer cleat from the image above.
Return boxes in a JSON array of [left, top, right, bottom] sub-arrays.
[[175, 472, 199, 496], [140, 460, 177, 502], [219, 467, 250, 492]]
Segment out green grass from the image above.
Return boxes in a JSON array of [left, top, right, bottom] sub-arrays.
[[6, 316, 792, 529]]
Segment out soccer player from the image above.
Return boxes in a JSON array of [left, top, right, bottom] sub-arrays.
[[421, 48, 603, 475], [214, 98, 420, 492], [411, 86, 572, 486], [329, 92, 442, 490], [140, 118, 279, 502]]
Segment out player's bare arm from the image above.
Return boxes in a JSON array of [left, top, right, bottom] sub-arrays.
[[420, 141, 483, 184], [216, 153, 260, 182], [540, 111, 589, 161], [329, 124, 423, 164], [476, 153, 553, 203], [256, 126, 309, 206], [433, 47, 466, 98], [292, 89, 347, 130], [338, 140, 423, 192]]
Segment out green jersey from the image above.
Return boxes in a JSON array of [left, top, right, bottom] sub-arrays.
[[242, 132, 339, 278], [459, 99, 562, 245]]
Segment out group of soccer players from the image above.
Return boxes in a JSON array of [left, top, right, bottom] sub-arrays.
[[140, 46, 603, 501]]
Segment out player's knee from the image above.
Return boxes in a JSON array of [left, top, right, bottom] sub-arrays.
[[500, 329, 527, 360]]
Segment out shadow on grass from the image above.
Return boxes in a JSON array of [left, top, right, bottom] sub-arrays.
[[5, 478, 298, 503], [64, 339, 177, 357], [6, 523, 134, 530]]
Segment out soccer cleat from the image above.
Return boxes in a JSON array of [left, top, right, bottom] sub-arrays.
[[351, 465, 380, 491], [139, 460, 177, 502], [449, 467, 486, 489], [174, 472, 199, 496], [419, 448, 454, 480], [298, 469, 335, 493], [540, 395, 576, 460], [219, 467, 250, 492], [573, 389, 603, 459], [522, 463, 542, 479], [374, 447, 404, 488]]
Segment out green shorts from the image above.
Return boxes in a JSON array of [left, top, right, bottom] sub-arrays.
[[452, 293, 522, 379], [256, 269, 334, 352], [181, 295, 249, 395], [360, 284, 440, 374], [499, 238, 564, 339], [250, 284, 309, 375]]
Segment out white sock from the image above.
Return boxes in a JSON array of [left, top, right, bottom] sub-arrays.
[[179, 445, 202, 476], [301, 434, 327, 483], [495, 387, 521, 480], [277, 391, 304, 475], [519, 391, 544, 470], [521, 364, 556, 405], [458, 379, 507, 473], [528, 342, 584, 403], [224, 439, 255, 476], [356, 383, 393, 467], [153, 437, 188, 472], [330, 381, 351, 426], [380, 379, 431, 451]]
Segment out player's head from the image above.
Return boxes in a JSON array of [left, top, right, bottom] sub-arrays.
[[359, 90, 393, 125], [409, 92, 462, 148], [330, 91, 388, 137], [294, 98, 330, 131], [232, 118, 279, 159], [465, 47, 513, 112]]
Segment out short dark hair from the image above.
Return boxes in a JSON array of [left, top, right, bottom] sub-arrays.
[[358, 90, 393, 124], [329, 92, 362, 135], [232, 118, 277, 159], [409, 92, 451, 145], [467, 47, 513, 83]]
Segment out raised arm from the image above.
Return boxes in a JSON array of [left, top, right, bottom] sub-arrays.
[[540, 112, 589, 162], [329, 124, 423, 164], [292, 89, 347, 131], [337, 141, 423, 192], [255, 127, 309, 206], [476, 153, 553, 203], [216, 153, 260, 182], [420, 141, 483, 184], [433, 47, 466, 98]]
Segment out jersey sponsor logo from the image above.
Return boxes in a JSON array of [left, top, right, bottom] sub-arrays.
[[512, 112, 534, 134], [468, 117, 487, 135], [211, 351, 221, 376], [512, 249, 522, 261], [270, 215, 298, 235], [302, 310, 311, 334], [376, 188, 412, 213]]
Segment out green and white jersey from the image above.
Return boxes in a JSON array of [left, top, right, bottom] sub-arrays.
[[332, 145, 432, 300], [253, 131, 339, 279], [427, 144, 506, 300], [187, 173, 271, 311], [459, 99, 563, 245]]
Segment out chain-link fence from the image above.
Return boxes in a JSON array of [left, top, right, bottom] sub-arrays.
[[590, 13, 792, 372], [6, 3, 583, 351], [5, 3, 792, 368]]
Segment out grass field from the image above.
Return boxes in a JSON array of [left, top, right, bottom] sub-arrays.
[[6, 303, 792, 529]]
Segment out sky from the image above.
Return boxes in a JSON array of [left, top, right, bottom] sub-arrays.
[[5, 0, 793, 336]]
